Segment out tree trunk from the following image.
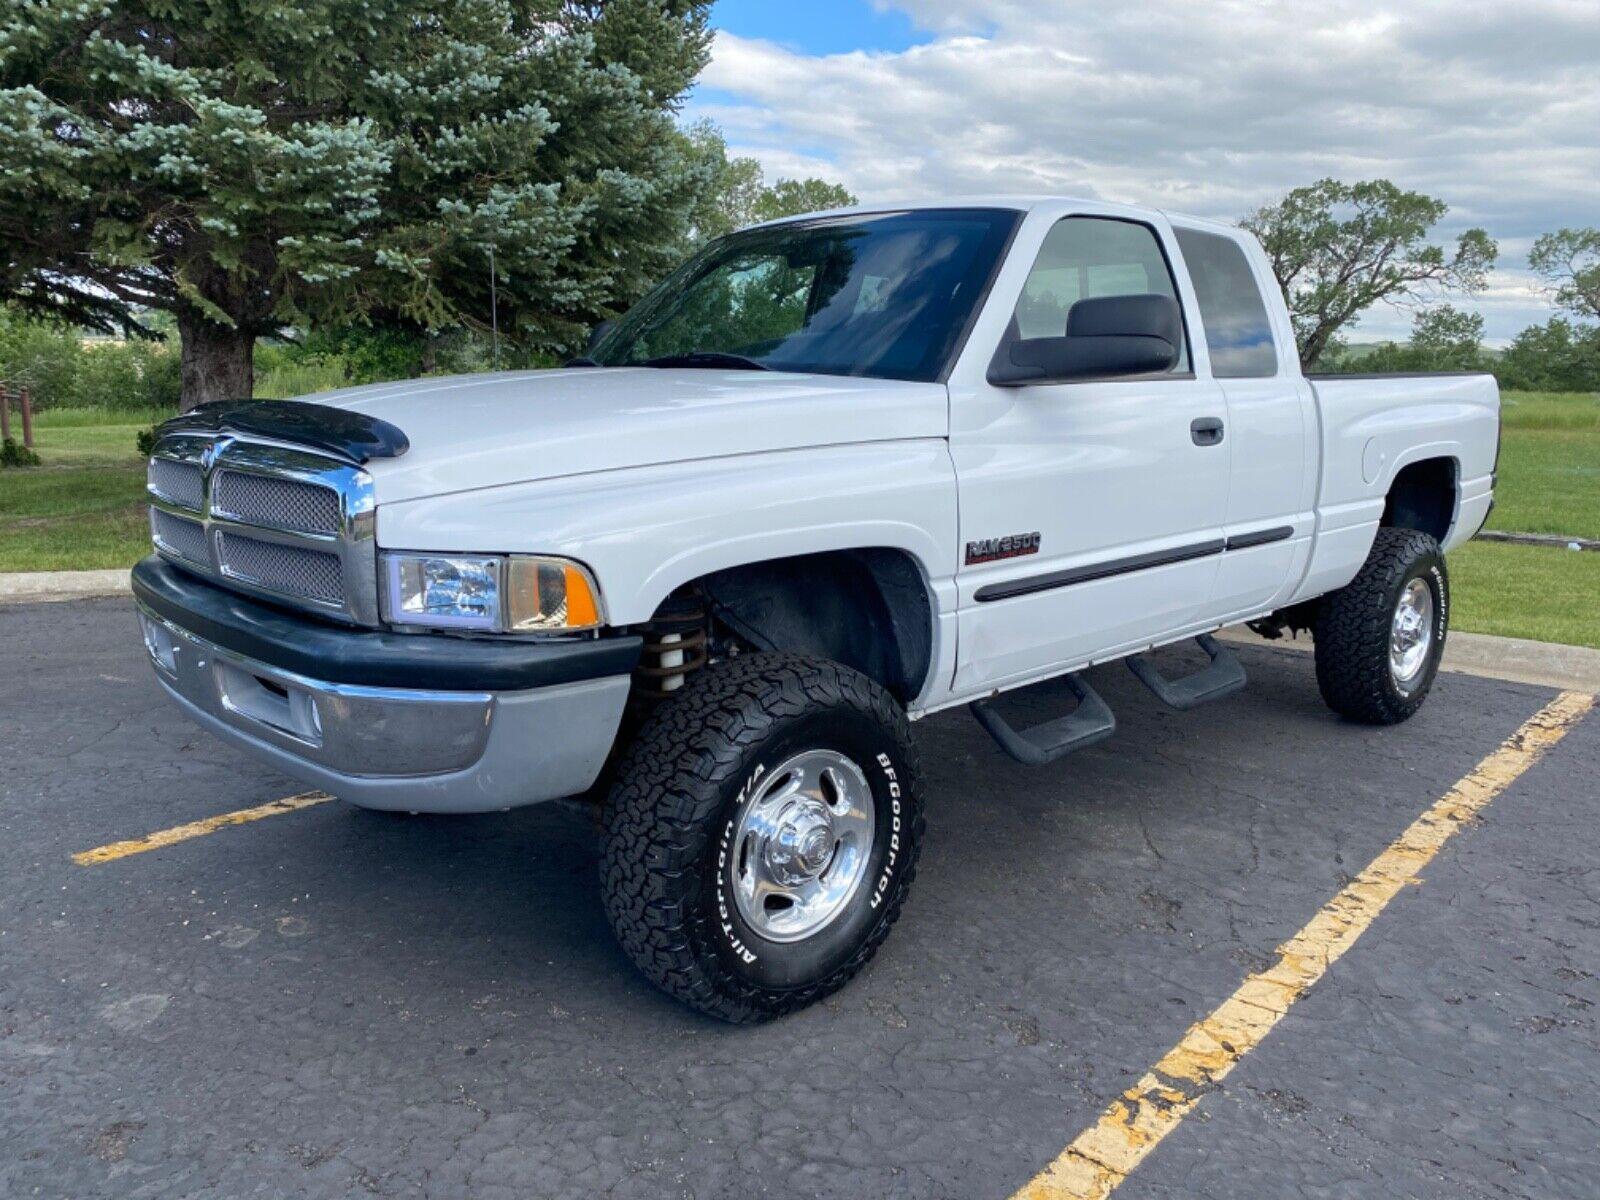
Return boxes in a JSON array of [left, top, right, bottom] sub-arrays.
[[177, 314, 254, 412], [1299, 326, 1331, 371]]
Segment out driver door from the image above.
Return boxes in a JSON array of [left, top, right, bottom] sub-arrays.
[[949, 215, 1231, 695]]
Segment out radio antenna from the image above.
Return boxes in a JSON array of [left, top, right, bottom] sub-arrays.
[[488, 244, 500, 371]]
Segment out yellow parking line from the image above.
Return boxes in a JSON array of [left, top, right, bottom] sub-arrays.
[[72, 791, 334, 865], [1012, 690, 1596, 1200]]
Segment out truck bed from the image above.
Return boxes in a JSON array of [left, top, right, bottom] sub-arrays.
[[1289, 371, 1499, 604]]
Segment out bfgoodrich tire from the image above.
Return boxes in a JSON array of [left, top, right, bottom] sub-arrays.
[[600, 653, 923, 1023], [1313, 527, 1449, 725]]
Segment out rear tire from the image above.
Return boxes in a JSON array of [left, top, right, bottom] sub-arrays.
[[1313, 527, 1448, 725], [600, 653, 923, 1023]]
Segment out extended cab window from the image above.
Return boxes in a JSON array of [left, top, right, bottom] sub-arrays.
[[1172, 228, 1279, 378], [1008, 217, 1190, 373]]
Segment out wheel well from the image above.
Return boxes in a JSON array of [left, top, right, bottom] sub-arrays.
[[685, 549, 934, 704], [1382, 457, 1457, 543]]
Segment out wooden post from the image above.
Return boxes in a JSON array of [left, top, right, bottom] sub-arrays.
[[19, 387, 33, 449], [0, 386, 10, 443]]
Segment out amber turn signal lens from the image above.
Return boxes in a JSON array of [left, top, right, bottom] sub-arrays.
[[563, 563, 600, 627], [506, 556, 604, 632]]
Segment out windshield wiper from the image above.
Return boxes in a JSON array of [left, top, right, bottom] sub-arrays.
[[641, 351, 772, 372]]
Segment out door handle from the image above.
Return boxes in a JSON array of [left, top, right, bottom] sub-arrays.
[[1191, 417, 1225, 447]]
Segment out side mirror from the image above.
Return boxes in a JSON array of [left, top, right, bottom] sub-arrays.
[[988, 294, 1181, 386], [586, 319, 616, 355]]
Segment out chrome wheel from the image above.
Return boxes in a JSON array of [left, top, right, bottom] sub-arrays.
[[730, 749, 875, 944], [1389, 578, 1434, 693]]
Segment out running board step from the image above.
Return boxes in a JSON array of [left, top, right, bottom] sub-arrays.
[[969, 674, 1116, 766], [1125, 634, 1247, 710]]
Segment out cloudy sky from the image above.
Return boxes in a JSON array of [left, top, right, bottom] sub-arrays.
[[696, 0, 1600, 344]]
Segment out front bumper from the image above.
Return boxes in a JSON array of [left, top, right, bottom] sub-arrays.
[[133, 556, 638, 813]]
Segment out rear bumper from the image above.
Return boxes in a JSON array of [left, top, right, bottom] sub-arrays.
[[133, 557, 637, 812]]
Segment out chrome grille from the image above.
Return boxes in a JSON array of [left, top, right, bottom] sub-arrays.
[[217, 532, 344, 605], [146, 434, 378, 624], [149, 458, 204, 511], [212, 470, 340, 536], [150, 509, 210, 565]]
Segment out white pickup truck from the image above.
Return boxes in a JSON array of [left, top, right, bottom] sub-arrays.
[[136, 198, 1499, 1021]]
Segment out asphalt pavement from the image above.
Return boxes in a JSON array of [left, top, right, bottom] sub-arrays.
[[2, 598, 1596, 1199]]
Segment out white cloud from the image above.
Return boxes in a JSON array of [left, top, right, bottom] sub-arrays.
[[698, 0, 1600, 341]]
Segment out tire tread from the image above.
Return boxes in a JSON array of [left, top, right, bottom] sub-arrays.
[[600, 652, 923, 1023], [1313, 527, 1446, 724]]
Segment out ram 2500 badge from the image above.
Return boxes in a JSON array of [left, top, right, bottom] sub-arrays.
[[135, 198, 1499, 1021]]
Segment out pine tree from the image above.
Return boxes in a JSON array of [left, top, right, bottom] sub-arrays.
[[0, 0, 713, 408]]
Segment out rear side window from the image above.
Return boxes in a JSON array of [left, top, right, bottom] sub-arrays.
[[1012, 217, 1190, 372], [1173, 228, 1278, 378]]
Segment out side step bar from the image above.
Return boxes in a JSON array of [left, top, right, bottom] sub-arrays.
[[1126, 634, 1246, 710], [969, 674, 1116, 766]]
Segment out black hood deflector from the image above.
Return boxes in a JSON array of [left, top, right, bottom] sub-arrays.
[[157, 399, 409, 464]]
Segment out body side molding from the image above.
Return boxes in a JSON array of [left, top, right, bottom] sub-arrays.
[[972, 525, 1294, 603]]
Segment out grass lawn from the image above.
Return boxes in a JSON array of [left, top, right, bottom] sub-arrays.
[[0, 409, 155, 572], [1448, 540, 1600, 650], [1485, 391, 1600, 540], [3, 392, 1597, 647]]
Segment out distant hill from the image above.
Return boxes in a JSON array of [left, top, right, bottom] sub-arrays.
[[1341, 340, 1504, 361]]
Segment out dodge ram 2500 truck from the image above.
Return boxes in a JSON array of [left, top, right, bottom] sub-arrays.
[[135, 198, 1499, 1021]]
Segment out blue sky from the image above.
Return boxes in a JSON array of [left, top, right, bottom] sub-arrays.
[[696, 0, 1600, 344], [710, 0, 924, 56]]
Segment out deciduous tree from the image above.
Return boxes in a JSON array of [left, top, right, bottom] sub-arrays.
[[680, 120, 766, 242], [1355, 305, 1486, 374], [1497, 317, 1600, 393], [1243, 179, 1496, 368], [680, 119, 856, 245], [1529, 228, 1600, 322], [751, 177, 856, 224]]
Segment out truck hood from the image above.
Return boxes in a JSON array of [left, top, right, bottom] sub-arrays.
[[312, 367, 949, 504]]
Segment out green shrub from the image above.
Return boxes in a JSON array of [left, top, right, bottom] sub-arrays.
[[1324, 306, 1489, 375], [78, 337, 182, 410], [251, 325, 561, 399], [1497, 319, 1600, 393], [299, 326, 426, 384], [1, 436, 41, 467], [0, 315, 81, 405], [6, 301, 588, 416], [253, 355, 352, 399], [0, 310, 180, 411]]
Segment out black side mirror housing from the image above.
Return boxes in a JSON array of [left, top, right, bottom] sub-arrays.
[[988, 294, 1181, 386], [586, 319, 616, 355]]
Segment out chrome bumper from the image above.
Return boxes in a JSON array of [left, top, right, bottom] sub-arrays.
[[139, 606, 631, 813]]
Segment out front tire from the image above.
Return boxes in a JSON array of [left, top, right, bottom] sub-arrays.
[[1313, 527, 1449, 724], [600, 653, 923, 1023]]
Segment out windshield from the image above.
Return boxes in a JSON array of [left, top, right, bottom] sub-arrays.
[[591, 209, 1020, 383]]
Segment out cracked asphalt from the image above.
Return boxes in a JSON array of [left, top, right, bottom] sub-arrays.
[[3, 597, 1597, 1199]]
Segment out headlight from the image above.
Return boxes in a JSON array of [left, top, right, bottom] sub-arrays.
[[382, 553, 603, 634], [384, 554, 503, 630]]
